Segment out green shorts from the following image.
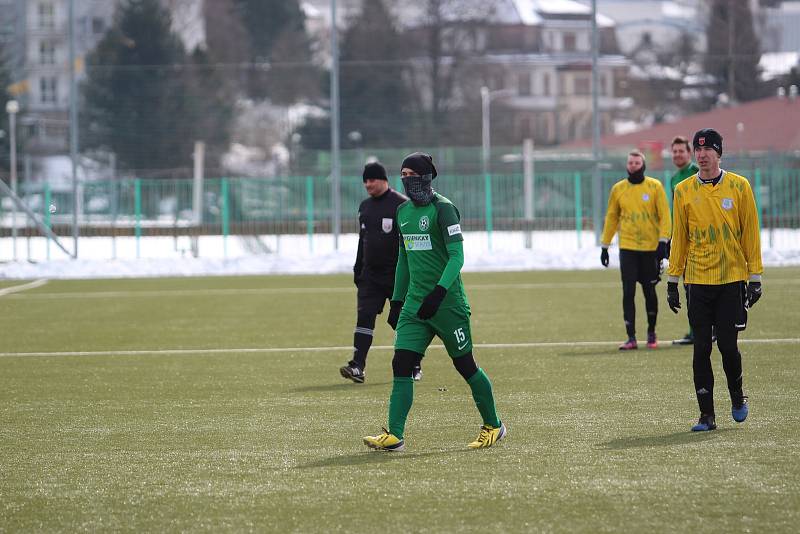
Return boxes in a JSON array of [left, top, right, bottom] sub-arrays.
[[394, 304, 473, 358]]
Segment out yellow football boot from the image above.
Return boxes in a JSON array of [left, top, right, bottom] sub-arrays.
[[467, 422, 507, 449], [363, 427, 405, 451]]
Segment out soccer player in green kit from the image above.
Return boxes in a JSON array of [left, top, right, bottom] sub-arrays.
[[669, 136, 700, 345], [363, 152, 506, 451]]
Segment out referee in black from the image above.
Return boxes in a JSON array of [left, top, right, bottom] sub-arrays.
[[340, 162, 420, 383]]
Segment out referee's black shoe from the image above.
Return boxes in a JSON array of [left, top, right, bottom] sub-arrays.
[[340, 364, 365, 384], [673, 332, 694, 345]]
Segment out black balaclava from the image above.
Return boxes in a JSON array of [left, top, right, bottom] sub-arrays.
[[627, 162, 646, 184], [401, 152, 438, 205]]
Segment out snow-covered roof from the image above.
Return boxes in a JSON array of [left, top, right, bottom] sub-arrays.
[[400, 0, 615, 28], [513, 0, 616, 27], [760, 52, 800, 81]]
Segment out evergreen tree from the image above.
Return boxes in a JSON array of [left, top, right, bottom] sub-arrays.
[[339, 0, 412, 147], [233, 0, 318, 102], [81, 0, 231, 173], [704, 0, 764, 102]]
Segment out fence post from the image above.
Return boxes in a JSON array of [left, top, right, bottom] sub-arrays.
[[221, 177, 229, 259], [44, 182, 51, 261], [754, 168, 762, 221], [574, 172, 583, 248], [485, 173, 493, 251], [134, 178, 142, 259], [306, 175, 314, 253]]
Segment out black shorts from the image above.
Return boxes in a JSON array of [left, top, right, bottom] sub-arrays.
[[687, 282, 748, 332], [619, 249, 660, 285], [357, 277, 393, 316]]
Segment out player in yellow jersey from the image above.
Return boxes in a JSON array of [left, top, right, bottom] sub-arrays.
[[600, 150, 671, 350], [666, 128, 763, 432]]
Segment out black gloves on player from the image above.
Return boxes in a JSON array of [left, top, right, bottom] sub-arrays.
[[600, 247, 609, 267], [746, 281, 762, 308], [657, 241, 669, 261], [387, 300, 403, 330], [417, 285, 447, 320], [667, 281, 681, 313]]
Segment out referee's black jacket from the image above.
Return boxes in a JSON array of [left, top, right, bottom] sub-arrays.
[[354, 188, 407, 285]]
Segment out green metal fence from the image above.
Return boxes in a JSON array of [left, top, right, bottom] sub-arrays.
[[3, 168, 800, 254]]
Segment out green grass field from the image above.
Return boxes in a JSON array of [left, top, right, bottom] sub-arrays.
[[1, 268, 799, 532]]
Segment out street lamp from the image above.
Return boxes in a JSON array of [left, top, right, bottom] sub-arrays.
[[6, 99, 19, 261], [480, 86, 514, 178]]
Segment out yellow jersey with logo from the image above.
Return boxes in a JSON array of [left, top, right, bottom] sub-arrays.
[[667, 171, 763, 285], [601, 176, 670, 251]]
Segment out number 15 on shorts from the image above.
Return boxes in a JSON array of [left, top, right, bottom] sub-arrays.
[[454, 327, 469, 350]]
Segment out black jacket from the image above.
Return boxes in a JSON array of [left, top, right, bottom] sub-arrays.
[[354, 188, 408, 283]]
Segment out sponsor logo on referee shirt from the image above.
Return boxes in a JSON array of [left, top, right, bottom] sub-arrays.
[[403, 234, 432, 251], [447, 224, 462, 236], [382, 218, 393, 233], [722, 198, 734, 210]]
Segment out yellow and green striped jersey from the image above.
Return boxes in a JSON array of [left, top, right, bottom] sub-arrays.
[[667, 171, 763, 285], [600, 176, 670, 251]]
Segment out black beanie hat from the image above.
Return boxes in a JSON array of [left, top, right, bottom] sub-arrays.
[[362, 161, 388, 182], [401, 152, 437, 178], [693, 128, 723, 156]]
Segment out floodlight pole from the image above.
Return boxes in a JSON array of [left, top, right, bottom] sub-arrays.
[[69, 0, 79, 258], [330, 0, 341, 249], [6, 99, 18, 261], [481, 87, 513, 178], [591, 0, 602, 245]]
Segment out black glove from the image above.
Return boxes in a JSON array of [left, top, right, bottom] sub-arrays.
[[657, 241, 669, 261], [387, 300, 403, 330], [600, 247, 609, 268], [746, 281, 762, 308], [667, 281, 681, 313], [417, 285, 447, 320]]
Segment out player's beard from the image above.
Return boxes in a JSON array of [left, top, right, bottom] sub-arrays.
[[402, 174, 435, 205]]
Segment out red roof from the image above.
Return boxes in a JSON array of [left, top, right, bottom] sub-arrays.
[[567, 95, 800, 153]]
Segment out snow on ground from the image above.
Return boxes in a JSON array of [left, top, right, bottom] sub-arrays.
[[1, 230, 799, 280]]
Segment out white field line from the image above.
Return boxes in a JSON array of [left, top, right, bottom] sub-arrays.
[[0, 338, 798, 359], [0, 278, 48, 297], [5, 278, 800, 300]]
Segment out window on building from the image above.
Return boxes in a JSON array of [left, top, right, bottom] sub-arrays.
[[542, 73, 551, 97], [39, 41, 55, 65], [518, 72, 531, 96], [491, 73, 505, 91], [40, 76, 57, 104], [563, 32, 576, 52], [38, 2, 55, 30], [92, 17, 105, 35], [574, 75, 591, 95], [474, 28, 487, 51], [518, 116, 534, 139]]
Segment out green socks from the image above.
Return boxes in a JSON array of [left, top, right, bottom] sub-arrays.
[[388, 377, 414, 439], [388, 369, 500, 439], [467, 368, 501, 428]]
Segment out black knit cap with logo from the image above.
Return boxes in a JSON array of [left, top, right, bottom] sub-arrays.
[[362, 161, 388, 182], [693, 128, 723, 156]]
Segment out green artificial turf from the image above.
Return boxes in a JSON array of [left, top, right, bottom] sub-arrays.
[[1, 269, 798, 532]]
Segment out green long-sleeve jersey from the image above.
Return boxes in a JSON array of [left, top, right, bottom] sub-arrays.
[[391, 193, 469, 311], [670, 162, 699, 211]]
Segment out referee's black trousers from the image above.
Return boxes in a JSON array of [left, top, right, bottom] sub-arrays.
[[687, 282, 746, 415]]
